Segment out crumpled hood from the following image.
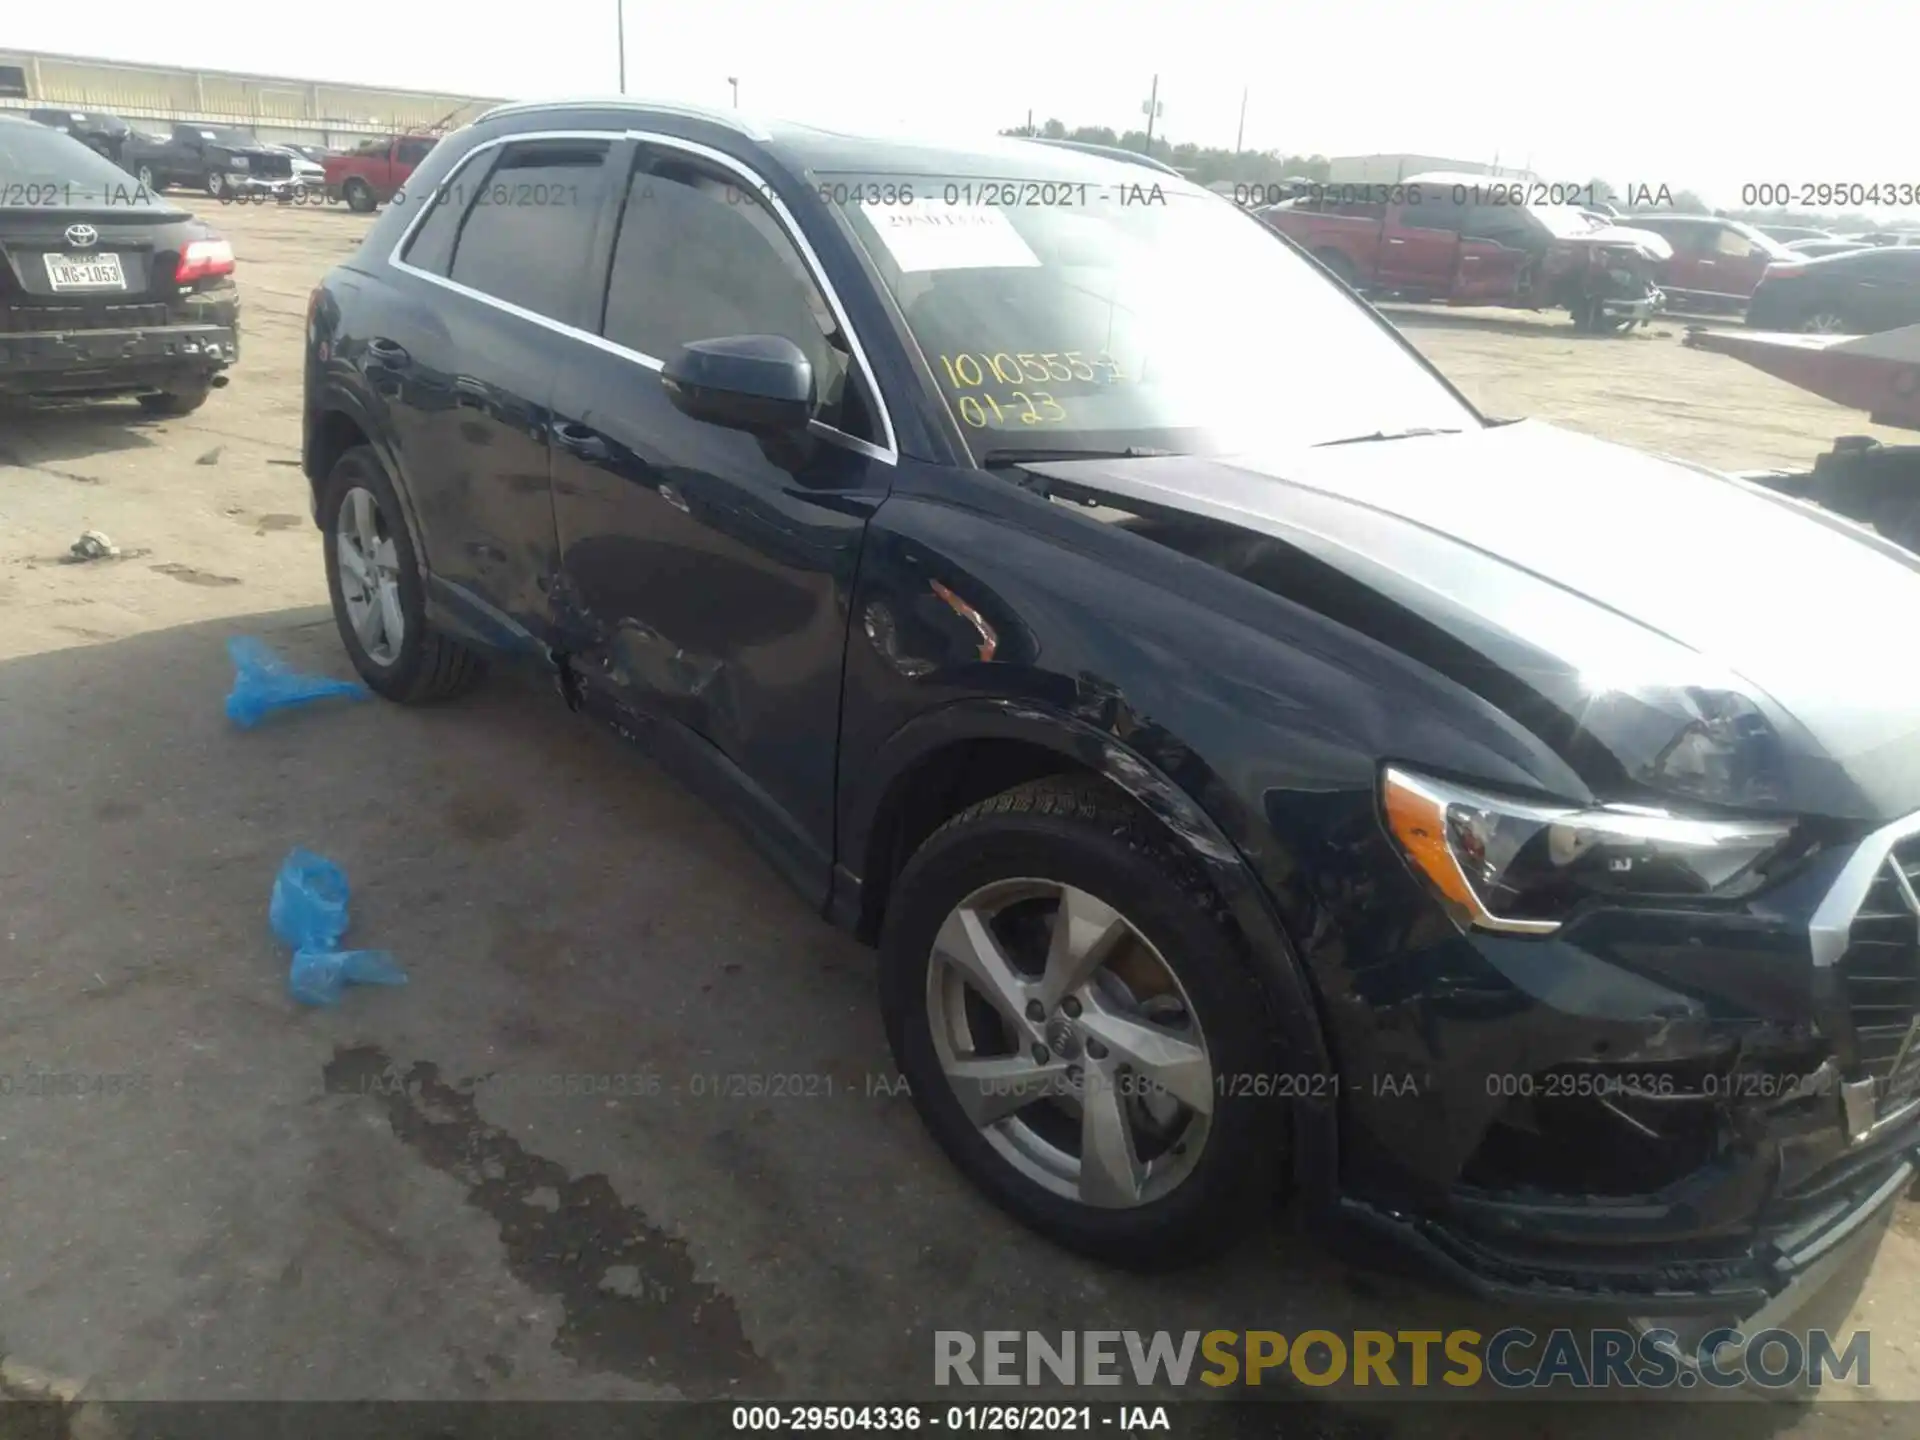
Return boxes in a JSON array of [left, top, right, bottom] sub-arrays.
[[1029, 420, 1920, 821]]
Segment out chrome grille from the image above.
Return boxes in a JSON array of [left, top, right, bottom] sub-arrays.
[[1836, 838, 1920, 1106]]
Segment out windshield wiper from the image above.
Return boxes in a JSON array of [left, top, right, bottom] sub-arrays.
[[978, 445, 1175, 467], [1314, 426, 1465, 447]]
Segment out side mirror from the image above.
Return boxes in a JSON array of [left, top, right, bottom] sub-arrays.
[[662, 335, 815, 436]]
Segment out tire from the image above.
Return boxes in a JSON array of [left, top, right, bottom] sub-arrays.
[[319, 445, 485, 703], [344, 178, 376, 214], [137, 382, 213, 416], [206, 172, 225, 198], [135, 163, 159, 193], [880, 775, 1285, 1269]]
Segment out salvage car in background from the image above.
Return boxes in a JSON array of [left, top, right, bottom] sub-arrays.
[[0, 115, 237, 412], [1619, 213, 1797, 315], [1756, 223, 1834, 245], [1745, 244, 1920, 334], [120, 123, 295, 198], [1258, 173, 1672, 332], [304, 102, 1919, 1338], [323, 134, 438, 212], [1790, 238, 1874, 259], [25, 107, 136, 165]]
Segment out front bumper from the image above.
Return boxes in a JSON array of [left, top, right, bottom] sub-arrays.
[[0, 323, 238, 395], [1294, 791, 1920, 1317]]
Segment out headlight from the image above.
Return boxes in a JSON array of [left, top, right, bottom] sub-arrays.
[[1381, 767, 1793, 934]]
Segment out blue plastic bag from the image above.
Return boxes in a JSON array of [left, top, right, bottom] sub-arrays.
[[289, 948, 409, 1008], [225, 635, 368, 729], [269, 848, 410, 1007], [270, 848, 351, 951]]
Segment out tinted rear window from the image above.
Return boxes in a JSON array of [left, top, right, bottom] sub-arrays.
[[0, 121, 163, 205]]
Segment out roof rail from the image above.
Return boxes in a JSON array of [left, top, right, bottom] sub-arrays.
[[1019, 136, 1184, 179], [472, 97, 771, 143]]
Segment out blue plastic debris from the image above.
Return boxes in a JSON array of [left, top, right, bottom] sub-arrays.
[[269, 848, 408, 1007], [270, 847, 351, 951], [289, 948, 408, 1008], [225, 635, 368, 729]]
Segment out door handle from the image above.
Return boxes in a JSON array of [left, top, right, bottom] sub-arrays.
[[454, 378, 487, 408], [1385, 237, 1406, 245], [552, 422, 609, 460], [367, 337, 411, 368]]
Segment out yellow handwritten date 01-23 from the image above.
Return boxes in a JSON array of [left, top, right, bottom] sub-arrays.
[[937, 351, 1122, 428]]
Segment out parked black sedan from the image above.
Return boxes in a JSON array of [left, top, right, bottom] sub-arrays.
[[304, 99, 1919, 1340], [1747, 244, 1920, 333], [0, 115, 238, 411]]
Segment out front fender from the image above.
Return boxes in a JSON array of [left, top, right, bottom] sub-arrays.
[[838, 694, 1342, 1209]]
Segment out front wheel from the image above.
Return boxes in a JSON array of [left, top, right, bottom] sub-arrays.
[[880, 777, 1286, 1268], [206, 172, 225, 198], [1800, 308, 1853, 335], [135, 163, 159, 192], [319, 445, 485, 702]]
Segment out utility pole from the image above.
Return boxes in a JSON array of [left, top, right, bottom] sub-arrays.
[[1235, 86, 1247, 153], [616, 0, 626, 93], [1141, 76, 1162, 155], [728, 76, 739, 108], [1026, 107, 1034, 136]]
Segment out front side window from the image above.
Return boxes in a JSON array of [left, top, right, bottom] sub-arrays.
[[397, 137, 435, 165], [600, 154, 872, 440], [829, 173, 1477, 456], [441, 139, 611, 324], [1401, 192, 1467, 234]]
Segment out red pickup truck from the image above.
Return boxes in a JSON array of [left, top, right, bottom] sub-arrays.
[[323, 134, 439, 213], [1258, 173, 1675, 333]]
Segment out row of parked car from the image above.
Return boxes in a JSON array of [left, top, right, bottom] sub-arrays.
[[20, 106, 432, 212], [1256, 183, 1920, 337], [9, 100, 1920, 1356]]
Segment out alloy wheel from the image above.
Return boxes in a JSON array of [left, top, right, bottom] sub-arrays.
[[335, 485, 405, 666], [924, 877, 1214, 1209], [1802, 310, 1849, 334]]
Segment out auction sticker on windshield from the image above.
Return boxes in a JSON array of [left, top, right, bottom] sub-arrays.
[[859, 197, 1040, 272], [44, 252, 126, 290]]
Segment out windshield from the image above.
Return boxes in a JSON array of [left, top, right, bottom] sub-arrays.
[[825, 172, 1478, 457], [0, 121, 165, 206]]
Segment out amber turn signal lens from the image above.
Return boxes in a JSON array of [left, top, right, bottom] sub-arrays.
[[1382, 768, 1481, 915]]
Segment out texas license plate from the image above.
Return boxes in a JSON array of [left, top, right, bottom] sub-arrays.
[[44, 252, 126, 290]]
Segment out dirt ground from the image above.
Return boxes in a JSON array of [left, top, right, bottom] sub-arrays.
[[1, 202, 1916, 1434]]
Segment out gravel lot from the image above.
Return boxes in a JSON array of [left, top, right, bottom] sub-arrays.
[[1, 201, 1915, 1433]]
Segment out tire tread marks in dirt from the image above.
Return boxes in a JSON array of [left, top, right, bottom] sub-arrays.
[[323, 1045, 775, 1396]]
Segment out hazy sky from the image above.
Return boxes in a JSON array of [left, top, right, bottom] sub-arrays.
[[4, 0, 1903, 210]]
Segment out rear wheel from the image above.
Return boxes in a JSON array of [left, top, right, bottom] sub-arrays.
[[344, 178, 376, 214], [206, 172, 225, 198], [320, 445, 484, 702], [880, 776, 1285, 1268], [136, 381, 213, 416], [1800, 307, 1853, 335], [135, 163, 159, 192]]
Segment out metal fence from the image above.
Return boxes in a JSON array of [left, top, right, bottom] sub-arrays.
[[0, 50, 503, 147]]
